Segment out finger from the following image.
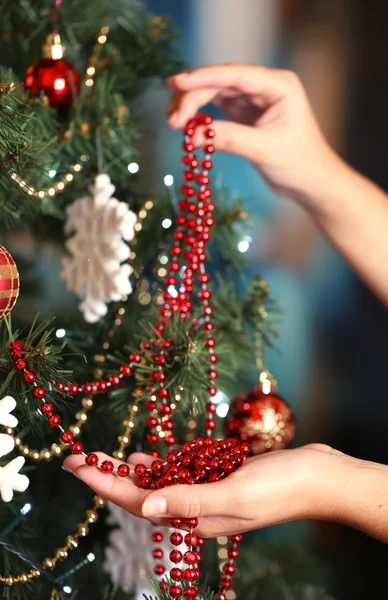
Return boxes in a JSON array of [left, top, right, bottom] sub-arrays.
[[127, 452, 154, 467], [168, 87, 219, 128], [303, 443, 345, 456], [64, 457, 151, 517], [168, 64, 291, 103], [64, 451, 124, 474], [141, 479, 234, 520], [193, 119, 265, 165]]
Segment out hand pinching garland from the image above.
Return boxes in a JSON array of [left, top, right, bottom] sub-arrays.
[[9, 115, 249, 599]]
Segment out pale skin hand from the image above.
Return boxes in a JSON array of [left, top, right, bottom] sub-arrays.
[[167, 63, 388, 307], [64, 445, 388, 543]]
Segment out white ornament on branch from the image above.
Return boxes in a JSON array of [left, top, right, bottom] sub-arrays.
[[104, 501, 187, 599], [61, 174, 137, 323], [0, 395, 30, 502]]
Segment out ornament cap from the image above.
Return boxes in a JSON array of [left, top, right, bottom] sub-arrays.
[[42, 33, 65, 60]]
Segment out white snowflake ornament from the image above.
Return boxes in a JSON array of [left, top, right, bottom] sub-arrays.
[[61, 174, 137, 323], [104, 502, 188, 599], [0, 396, 29, 502], [0, 395, 18, 428], [0, 456, 29, 502]]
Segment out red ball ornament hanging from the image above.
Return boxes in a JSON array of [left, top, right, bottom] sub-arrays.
[[24, 34, 80, 110], [0, 245, 20, 321], [224, 387, 295, 454]]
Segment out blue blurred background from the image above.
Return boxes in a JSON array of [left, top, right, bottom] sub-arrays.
[[140, 1, 388, 598]]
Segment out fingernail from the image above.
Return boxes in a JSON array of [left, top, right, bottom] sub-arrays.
[[167, 71, 189, 85], [62, 465, 73, 474], [143, 495, 168, 518]]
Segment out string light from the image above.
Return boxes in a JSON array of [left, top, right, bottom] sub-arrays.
[[127, 162, 139, 174], [0, 503, 32, 541], [237, 239, 250, 253], [10, 155, 89, 199]]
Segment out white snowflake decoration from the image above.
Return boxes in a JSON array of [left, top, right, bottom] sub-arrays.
[[0, 396, 29, 502], [104, 501, 188, 599], [61, 174, 137, 323]]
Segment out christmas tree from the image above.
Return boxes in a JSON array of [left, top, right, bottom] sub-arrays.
[[0, 1, 335, 599]]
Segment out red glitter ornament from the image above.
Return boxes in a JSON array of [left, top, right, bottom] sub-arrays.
[[0, 245, 19, 321], [224, 387, 295, 454], [24, 34, 80, 110]]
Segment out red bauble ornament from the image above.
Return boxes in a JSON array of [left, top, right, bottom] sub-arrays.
[[0, 245, 20, 321], [25, 52, 80, 110], [224, 387, 295, 454]]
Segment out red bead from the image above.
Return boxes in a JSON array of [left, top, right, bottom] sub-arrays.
[[134, 464, 148, 477], [55, 381, 65, 391], [109, 375, 121, 386], [154, 564, 165, 576], [183, 568, 197, 583], [160, 404, 172, 415], [96, 380, 108, 393], [202, 159, 213, 170], [184, 533, 198, 546], [23, 371, 36, 383], [162, 419, 174, 431], [205, 419, 216, 430], [209, 387, 217, 397], [170, 568, 183, 581], [171, 518, 184, 528], [147, 433, 158, 444], [206, 403, 216, 414], [170, 532, 183, 546], [146, 416, 158, 428], [183, 587, 198, 599], [183, 170, 194, 181], [223, 563, 236, 575], [209, 354, 218, 364], [158, 388, 169, 399], [219, 576, 232, 589], [183, 141, 194, 153], [117, 463, 130, 477], [227, 548, 239, 559], [230, 534, 242, 544], [166, 450, 179, 464], [10, 341, 24, 351], [185, 518, 199, 529], [129, 353, 141, 363], [86, 453, 98, 466], [181, 185, 195, 198], [82, 382, 94, 394], [139, 475, 152, 488], [48, 414, 61, 427], [152, 531, 164, 543], [208, 370, 218, 380], [60, 430, 74, 444], [215, 594, 227, 600], [41, 402, 54, 416], [145, 400, 157, 411], [100, 460, 114, 474], [205, 337, 216, 348], [153, 548, 164, 559], [160, 582, 169, 591], [185, 125, 195, 137], [205, 128, 215, 138], [33, 386, 46, 399], [170, 549, 183, 563], [68, 383, 79, 395], [120, 364, 132, 377], [210, 473, 221, 482], [15, 358, 26, 370], [70, 441, 84, 455], [169, 586, 183, 599], [151, 460, 164, 475], [197, 537, 205, 547], [165, 434, 177, 446]]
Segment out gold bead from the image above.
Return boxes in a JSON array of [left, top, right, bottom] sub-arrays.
[[86, 510, 98, 523], [4, 576, 14, 586], [94, 495, 105, 507], [43, 558, 54, 569], [66, 536, 78, 548], [21, 574, 28, 583], [58, 549, 68, 560], [77, 524, 89, 536]]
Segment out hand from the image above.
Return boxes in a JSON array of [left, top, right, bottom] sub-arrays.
[[63, 444, 346, 538], [167, 63, 344, 213]]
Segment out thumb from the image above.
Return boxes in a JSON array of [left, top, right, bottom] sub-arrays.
[[141, 481, 231, 520], [198, 120, 265, 165]]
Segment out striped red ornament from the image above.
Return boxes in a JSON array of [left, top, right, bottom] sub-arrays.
[[0, 245, 19, 321]]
